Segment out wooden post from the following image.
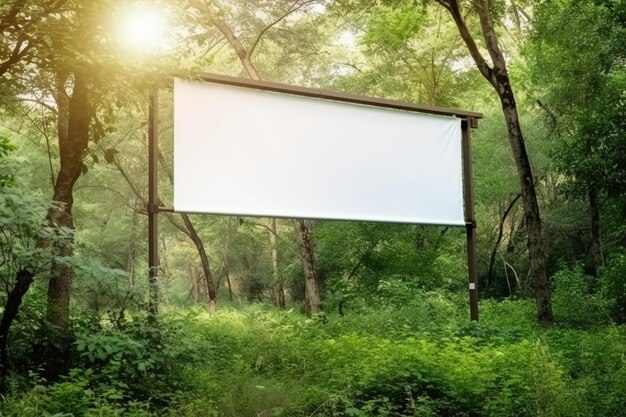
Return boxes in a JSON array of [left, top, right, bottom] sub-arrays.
[[462, 118, 479, 321], [148, 90, 159, 315]]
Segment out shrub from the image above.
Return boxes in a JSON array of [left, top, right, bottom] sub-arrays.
[[73, 314, 203, 405], [552, 265, 610, 326], [599, 253, 626, 323]]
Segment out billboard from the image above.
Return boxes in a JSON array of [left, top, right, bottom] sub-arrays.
[[174, 78, 465, 226]]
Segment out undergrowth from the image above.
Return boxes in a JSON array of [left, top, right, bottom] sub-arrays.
[[1, 295, 625, 417]]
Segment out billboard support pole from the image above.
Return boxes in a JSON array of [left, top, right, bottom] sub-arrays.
[[148, 90, 159, 315], [462, 118, 479, 321]]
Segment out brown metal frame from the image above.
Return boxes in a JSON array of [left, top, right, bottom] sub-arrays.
[[462, 118, 479, 321], [147, 91, 159, 315], [148, 73, 482, 320]]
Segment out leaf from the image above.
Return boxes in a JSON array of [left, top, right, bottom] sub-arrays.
[[103, 148, 119, 163], [345, 407, 361, 416]]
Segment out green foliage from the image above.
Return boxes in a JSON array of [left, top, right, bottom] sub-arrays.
[[0, 375, 152, 417], [530, 0, 626, 196], [316, 222, 467, 315], [0, 137, 72, 282], [159, 302, 625, 417], [361, 3, 426, 50], [0, 134, 16, 187], [552, 265, 610, 326], [63, 256, 144, 327], [1, 300, 625, 417], [2, 1, 626, 417], [73, 315, 203, 404], [599, 253, 626, 323]]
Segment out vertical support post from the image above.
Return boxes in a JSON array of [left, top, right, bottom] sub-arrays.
[[462, 118, 479, 321], [148, 90, 159, 315]]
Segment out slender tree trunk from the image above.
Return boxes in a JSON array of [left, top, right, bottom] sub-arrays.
[[181, 214, 217, 314], [44, 70, 91, 376], [589, 187, 604, 275], [293, 219, 321, 314], [187, 262, 198, 301], [155, 149, 218, 313], [0, 269, 34, 377], [126, 198, 140, 286], [225, 269, 234, 302], [487, 193, 521, 290], [274, 282, 285, 310], [437, 0, 553, 324], [269, 218, 285, 309]]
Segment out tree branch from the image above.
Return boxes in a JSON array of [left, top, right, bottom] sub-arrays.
[[433, 0, 451, 11], [474, 0, 507, 70], [210, 16, 261, 79], [0, 36, 31, 77], [164, 212, 191, 238], [0, 0, 26, 32], [17, 97, 58, 114], [248, 0, 317, 59], [112, 157, 146, 206], [439, 0, 497, 87], [242, 218, 277, 236]]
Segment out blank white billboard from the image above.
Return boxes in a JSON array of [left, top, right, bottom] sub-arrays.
[[173, 78, 465, 226]]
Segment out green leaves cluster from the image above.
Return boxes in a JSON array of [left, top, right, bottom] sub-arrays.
[[529, 0, 626, 196]]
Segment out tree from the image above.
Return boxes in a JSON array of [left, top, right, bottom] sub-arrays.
[[0, 137, 71, 377], [2, 0, 177, 373], [529, 0, 626, 275], [431, 0, 553, 324]]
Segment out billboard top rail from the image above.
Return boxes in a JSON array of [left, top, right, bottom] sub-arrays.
[[169, 73, 483, 122]]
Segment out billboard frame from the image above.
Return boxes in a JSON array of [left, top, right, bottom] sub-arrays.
[[147, 73, 482, 320]]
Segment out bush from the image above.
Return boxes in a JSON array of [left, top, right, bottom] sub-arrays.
[[552, 265, 610, 326], [73, 314, 204, 405], [3, 301, 625, 417], [599, 253, 626, 323], [0, 374, 153, 417]]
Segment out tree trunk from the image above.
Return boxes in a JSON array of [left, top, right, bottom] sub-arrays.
[[487, 193, 521, 291], [589, 187, 604, 275], [438, 0, 553, 324], [499, 85, 552, 325], [44, 70, 91, 376], [155, 148, 218, 314], [274, 282, 286, 309], [187, 262, 199, 301], [225, 269, 234, 302], [269, 218, 285, 309], [293, 219, 321, 314], [126, 198, 140, 286], [0, 269, 34, 377], [181, 214, 217, 314]]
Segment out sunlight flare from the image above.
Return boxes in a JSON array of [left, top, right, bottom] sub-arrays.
[[119, 7, 166, 51]]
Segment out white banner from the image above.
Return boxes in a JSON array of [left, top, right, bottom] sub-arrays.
[[174, 78, 465, 226]]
